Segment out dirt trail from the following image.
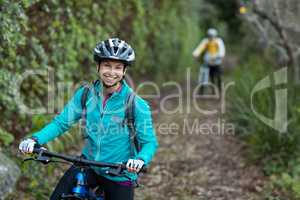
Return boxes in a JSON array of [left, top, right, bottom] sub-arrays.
[[136, 98, 265, 200]]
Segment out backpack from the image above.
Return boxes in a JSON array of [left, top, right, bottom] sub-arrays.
[[80, 82, 140, 157]]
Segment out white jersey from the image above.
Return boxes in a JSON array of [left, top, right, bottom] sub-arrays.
[[192, 37, 225, 65]]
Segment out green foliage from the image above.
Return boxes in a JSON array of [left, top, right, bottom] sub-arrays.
[[10, 154, 67, 200], [262, 158, 300, 199], [228, 53, 300, 199], [1, 2, 203, 198], [228, 56, 300, 160], [1, 0, 221, 199], [0, 0, 203, 140], [0, 127, 14, 146]]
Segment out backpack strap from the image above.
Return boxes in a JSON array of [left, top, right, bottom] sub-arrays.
[[125, 93, 144, 188], [80, 83, 91, 139], [125, 91, 140, 157], [80, 80, 100, 139]]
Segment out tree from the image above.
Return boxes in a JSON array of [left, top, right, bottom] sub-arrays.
[[239, 0, 300, 82]]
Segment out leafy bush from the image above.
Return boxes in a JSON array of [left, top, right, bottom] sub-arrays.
[[1, 0, 203, 140], [0, 127, 14, 146], [262, 158, 300, 199], [228, 54, 300, 199], [228, 55, 300, 159]]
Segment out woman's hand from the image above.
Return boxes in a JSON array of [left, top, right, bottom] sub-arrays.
[[126, 159, 144, 173], [19, 138, 36, 154]]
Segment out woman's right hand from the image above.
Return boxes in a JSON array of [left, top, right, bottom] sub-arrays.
[[19, 138, 36, 154]]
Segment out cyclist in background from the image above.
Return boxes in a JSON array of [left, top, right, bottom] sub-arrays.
[[193, 28, 225, 95], [19, 38, 158, 200]]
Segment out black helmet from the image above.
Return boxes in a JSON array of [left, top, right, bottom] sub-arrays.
[[93, 38, 135, 65]]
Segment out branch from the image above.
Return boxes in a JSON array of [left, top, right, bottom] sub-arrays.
[[252, 5, 294, 66], [244, 14, 268, 44]]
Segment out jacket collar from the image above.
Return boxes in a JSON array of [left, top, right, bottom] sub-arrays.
[[94, 79, 131, 98]]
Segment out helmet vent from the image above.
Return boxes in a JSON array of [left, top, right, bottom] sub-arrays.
[[113, 46, 118, 55]]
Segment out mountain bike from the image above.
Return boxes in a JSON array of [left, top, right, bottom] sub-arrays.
[[23, 147, 139, 200]]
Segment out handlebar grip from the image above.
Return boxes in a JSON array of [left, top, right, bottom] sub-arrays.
[[32, 147, 41, 154]]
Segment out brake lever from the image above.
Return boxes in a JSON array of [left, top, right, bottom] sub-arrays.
[[36, 155, 51, 164], [22, 155, 51, 164], [23, 157, 35, 162]]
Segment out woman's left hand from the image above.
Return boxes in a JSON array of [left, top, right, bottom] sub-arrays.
[[126, 159, 144, 173]]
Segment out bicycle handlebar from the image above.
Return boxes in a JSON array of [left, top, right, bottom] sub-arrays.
[[32, 148, 127, 169]]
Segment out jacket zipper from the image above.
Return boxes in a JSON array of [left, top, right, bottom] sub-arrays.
[[95, 93, 116, 160], [96, 94, 106, 160]]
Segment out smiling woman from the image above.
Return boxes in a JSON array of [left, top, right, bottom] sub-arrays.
[[98, 60, 127, 90], [19, 38, 158, 200]]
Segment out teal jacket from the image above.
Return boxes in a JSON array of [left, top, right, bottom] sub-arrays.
[[32, 80, 158, 182]]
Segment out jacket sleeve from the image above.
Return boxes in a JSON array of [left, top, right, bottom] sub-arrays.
[[32, 87, 84, 145], [192, 38, 208, 58], [134, 97, 158, 165], [217, 38, 225, 58]]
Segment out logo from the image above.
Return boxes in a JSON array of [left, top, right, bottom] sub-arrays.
[[251, 67, 288, 133]]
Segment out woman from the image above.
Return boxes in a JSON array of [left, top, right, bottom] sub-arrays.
[[19, 38, 158, 200]]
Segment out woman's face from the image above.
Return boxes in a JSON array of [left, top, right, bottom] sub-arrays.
[[98, 60, 126, 87]]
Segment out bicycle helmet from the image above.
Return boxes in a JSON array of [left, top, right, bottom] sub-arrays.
[[207, 28, 218, 38], [93, 38, 135, 65]]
